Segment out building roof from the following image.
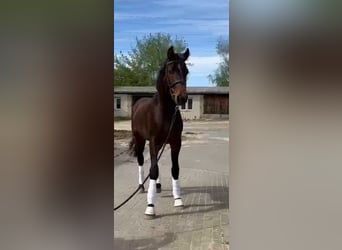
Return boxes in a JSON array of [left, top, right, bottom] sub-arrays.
[[114, 86, 229, 95]]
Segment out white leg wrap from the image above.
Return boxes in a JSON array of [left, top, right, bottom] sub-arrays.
[[138, 166, 144, 185], [145, 206, 156, 216], [156, 173, 160, 184], [172, 179, 181, 199], [147, 180, 157, 205]]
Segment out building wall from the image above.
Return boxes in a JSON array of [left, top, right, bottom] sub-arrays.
[[114, 93, 229, 120], [179, 95, 201, 120], [201, 113, 229, 119], [114, 94, 132, 118], [199, 95, 204, 118]]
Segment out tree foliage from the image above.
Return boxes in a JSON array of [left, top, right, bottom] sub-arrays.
[[208, 38, 229, 87], [114, 33, 188, 86]]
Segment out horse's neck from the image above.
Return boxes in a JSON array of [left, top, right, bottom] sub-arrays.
[[156, 89, 176, 119], [156, 72, 176, 119]]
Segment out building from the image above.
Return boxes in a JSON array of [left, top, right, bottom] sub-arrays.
[[114, 86, 229, 120]]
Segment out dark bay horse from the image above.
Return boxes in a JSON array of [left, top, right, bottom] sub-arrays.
[[129, 46, 190, 216]]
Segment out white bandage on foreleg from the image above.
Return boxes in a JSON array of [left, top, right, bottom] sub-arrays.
[[156, 172, 160, 184], [147, 180, 157, 204], [172, 178, 181, 199], [138, 166, 144, 185]]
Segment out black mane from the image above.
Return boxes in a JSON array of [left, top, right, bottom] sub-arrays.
[[155, 61, 174, 106]]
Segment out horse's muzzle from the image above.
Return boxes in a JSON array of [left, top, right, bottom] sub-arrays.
[[176, 95, 188, 105]]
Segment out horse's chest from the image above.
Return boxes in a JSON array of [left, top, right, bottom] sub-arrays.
[[159, 122, 182, 141]]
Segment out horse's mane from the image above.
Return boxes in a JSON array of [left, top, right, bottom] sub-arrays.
[[156, 61, 167, 90], [152, 93, 159, 105]]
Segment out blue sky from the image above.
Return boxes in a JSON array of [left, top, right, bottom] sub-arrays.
[[114, 0, 229, 87]]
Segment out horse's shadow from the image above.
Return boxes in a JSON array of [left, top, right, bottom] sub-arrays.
[[114, 232, 174, 250], [156, 185, 229, 218]]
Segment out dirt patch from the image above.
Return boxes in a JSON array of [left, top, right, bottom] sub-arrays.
[[114, 130, 131, 140], [184, 131, 197, 135], [182, 131, 203, 141]]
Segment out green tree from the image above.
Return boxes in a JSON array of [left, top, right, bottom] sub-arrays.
[[114, 33, 188, 86], [208, 38, 229, 87]]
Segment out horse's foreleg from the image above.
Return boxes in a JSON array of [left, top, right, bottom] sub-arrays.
[[135, 137, 146, 193], [138, 153, 145, 193], [156, 172, 161, 193], [145, 140, 160, 216], [171, 141, 184, 207]]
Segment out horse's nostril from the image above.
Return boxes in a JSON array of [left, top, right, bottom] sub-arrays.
[[180, 96, 187, 104], [174, 95, 187, 105]]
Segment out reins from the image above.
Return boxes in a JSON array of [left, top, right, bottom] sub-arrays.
[[114, 106, 180, 211]]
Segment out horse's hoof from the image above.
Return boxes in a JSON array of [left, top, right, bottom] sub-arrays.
[[156, 183, 161, 193], [138, 184, 145, 193], [145, 205, 156, 216], [174, 198, 184, 207]]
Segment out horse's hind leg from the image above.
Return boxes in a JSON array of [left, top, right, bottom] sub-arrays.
[[170, 141, 184, 207], [135, 135, 146, 193]]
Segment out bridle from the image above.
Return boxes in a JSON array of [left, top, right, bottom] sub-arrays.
[[165, 60, 187, 88]]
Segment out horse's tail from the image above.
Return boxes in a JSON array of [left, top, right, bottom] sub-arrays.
[[128, 136, 137, 157]]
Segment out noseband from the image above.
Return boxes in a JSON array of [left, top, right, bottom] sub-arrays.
[[165, 60, 186, 88]]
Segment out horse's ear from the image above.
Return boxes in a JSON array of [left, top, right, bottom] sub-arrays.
[[167, 46, 175, 60], [183, 48, 190, 61]]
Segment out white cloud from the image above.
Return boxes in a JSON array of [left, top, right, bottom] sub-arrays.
[[187, 56, 221, 78], [114, 12, 166, 21], [153, 0, 226, 9]]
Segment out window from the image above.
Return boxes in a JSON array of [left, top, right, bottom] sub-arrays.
[[187, 98, 192, 110], [180, 98, 192, 110], [115, 97, 121, 110]]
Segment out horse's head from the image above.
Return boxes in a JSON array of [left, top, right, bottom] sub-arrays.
[[165, 46, 190, 106]]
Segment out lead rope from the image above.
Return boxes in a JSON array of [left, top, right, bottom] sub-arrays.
[[114, 106, 179, 211]]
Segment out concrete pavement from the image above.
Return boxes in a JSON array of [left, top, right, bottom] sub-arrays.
[[114, 120, 229, 250]]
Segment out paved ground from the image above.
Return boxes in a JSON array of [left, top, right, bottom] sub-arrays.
[[114, 120, 229, 250]]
